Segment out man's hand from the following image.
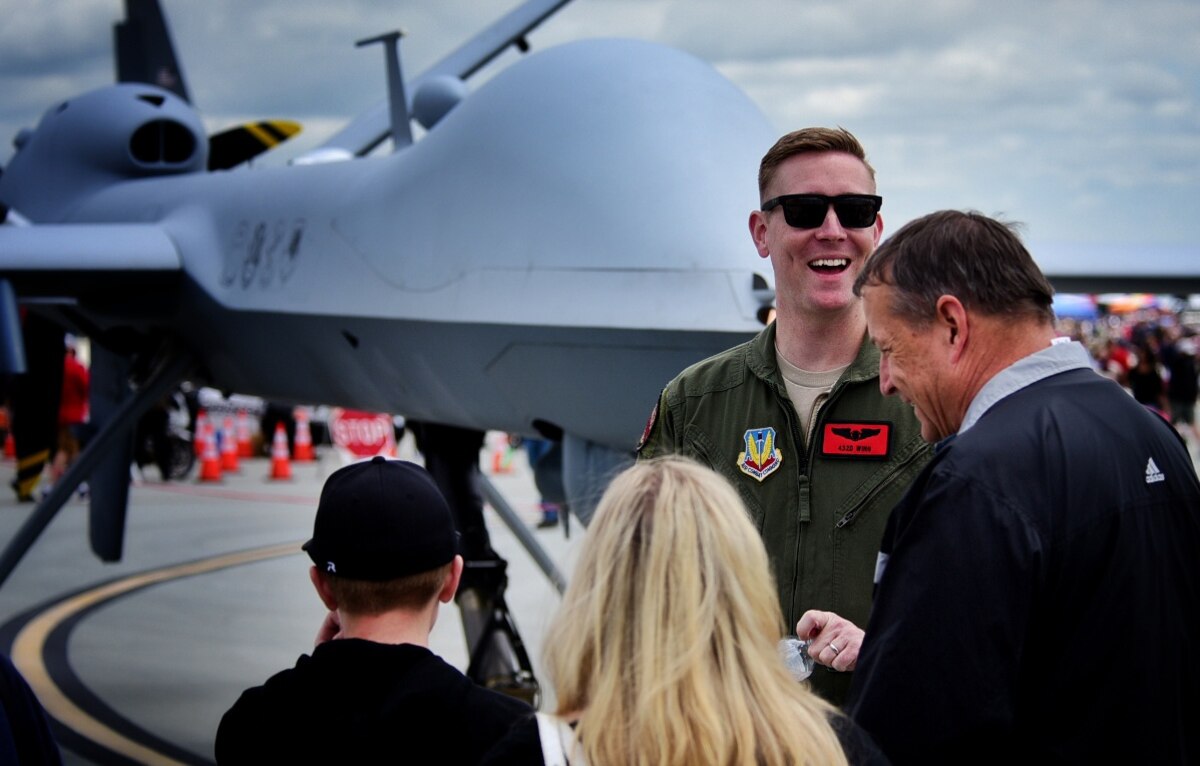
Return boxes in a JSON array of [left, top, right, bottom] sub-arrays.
[[796, 609, 864, 672], [314, 610, 342, 646]]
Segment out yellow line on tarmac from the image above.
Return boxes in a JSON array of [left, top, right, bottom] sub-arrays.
[[11, 541, 302, 765]]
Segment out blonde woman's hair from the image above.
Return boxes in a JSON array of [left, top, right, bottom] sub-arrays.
[[544, 456, 848, 765]]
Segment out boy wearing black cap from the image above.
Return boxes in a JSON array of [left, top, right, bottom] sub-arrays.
[[215, 456, 532, 765]]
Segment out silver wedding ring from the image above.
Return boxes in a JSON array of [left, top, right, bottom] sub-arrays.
[[829, 642, 840, 655]]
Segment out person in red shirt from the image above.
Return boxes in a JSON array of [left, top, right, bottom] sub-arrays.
[[51, 336, 89, 482]]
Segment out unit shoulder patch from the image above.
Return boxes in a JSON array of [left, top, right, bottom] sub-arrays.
[[636, 400, 659, 454]]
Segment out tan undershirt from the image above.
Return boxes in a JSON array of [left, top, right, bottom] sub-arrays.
[[776, 347, 848, 446]]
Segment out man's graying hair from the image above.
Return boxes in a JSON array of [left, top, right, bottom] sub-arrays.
[[853, 210, 1055, 325]]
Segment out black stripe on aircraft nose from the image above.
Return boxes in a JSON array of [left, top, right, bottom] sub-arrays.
[[258, 121, 291, 143]]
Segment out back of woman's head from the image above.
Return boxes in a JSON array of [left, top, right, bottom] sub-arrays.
[[545, 456, 847, 765]]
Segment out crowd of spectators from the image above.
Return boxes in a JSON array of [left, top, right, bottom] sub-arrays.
[[1056, 300, 1199, 450]]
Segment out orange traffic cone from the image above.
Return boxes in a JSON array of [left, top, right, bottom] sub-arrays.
[[235, 410, 253, 458], [269, 422, 292, 480], [293, 408, 315, 462], [194, 410, 209, 456], [198, 422, 222, 482], [220, 416, 240, 472], [3, 432, 14, 460], [491, 447, 514, 474]]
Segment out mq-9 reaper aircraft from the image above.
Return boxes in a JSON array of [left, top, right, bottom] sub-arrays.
[[0, 0, 778, 698]]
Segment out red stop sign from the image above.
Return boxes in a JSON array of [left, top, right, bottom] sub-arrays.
[[328, 408, 395, 458]]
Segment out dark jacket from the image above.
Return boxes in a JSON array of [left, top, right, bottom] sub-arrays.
[[848, 368, 1200, 764], [215, 639, 531, 765], [0, 654, 62, 766]]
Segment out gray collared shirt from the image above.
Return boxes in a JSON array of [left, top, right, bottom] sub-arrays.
[[959, 339, 1095, 435]]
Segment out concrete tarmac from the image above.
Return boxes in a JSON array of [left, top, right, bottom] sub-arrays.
[[0, 433, 581, 765]]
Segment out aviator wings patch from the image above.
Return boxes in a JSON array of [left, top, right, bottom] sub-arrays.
[[821, 421, 891, 459]]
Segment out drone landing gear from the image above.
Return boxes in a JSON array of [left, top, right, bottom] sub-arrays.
[[457, 557, 539, 707], [409, 421, 541, 707]]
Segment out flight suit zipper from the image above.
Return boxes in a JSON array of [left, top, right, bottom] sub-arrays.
[[785, 379, 830, 622], [835, 443, 927, 528], [775, 384, 809, 624]]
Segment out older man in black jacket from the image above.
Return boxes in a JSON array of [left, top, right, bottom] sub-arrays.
[[797, 210, 1200, 764]]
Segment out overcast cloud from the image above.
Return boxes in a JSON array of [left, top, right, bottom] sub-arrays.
[[1, 0, 1197, 249]]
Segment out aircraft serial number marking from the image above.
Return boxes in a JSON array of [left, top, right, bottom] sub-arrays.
[[222, 218, 306, 289]]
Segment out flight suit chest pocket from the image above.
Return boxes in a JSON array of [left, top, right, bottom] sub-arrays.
[[683, 425, 770, 531]]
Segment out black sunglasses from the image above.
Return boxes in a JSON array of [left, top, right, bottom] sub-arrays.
[[761, 194, 882, 229]]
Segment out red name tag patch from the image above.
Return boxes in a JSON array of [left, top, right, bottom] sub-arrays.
[[821, 421, 891, 459]]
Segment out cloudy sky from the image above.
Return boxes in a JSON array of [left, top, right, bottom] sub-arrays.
[[1, 0, 1197, 250]]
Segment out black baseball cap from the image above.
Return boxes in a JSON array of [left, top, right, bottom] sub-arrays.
[[302, 456, 458, 581]]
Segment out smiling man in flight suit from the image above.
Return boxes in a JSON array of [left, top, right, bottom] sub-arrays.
[[637, 127, 930, 705]]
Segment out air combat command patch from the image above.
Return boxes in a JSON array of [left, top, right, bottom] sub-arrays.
[[738, 427, 782, 481]]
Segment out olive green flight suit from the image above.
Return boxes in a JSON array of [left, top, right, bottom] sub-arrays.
[[638, 322, 931, 705]]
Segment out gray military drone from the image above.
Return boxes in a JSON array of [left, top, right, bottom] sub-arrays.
[[0, 0, 777, 708]]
